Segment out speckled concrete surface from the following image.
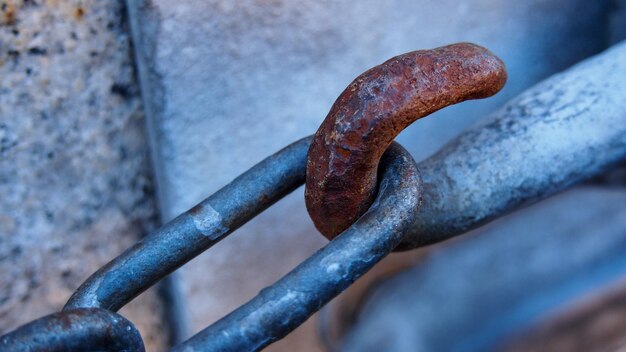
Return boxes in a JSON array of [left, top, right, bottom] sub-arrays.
[[0, 1, 167, 350]]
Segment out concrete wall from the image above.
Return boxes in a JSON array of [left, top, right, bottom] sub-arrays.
[[0, 1, 167, 350]]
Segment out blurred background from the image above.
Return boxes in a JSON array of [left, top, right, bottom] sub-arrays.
[[1, 0, 625, 351]]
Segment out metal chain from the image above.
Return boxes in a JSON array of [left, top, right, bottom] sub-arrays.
[[1, 140, 419, 352], [2, 41, 626, 351], [1, 308, 145, 351]]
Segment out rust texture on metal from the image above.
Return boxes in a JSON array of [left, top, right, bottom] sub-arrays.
[[305, 42, 508, 239]]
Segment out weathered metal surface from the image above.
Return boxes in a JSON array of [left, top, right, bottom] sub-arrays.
[[0, 1, 621, 350], [0, 308, 144, 352], [173, 142, 421, 352], [65, 137, 311, 312], [2, 41, 625, 349], [56, 40, 626, 351], [6, 36, 625, 352], [342, 187, 626, 352], [126, 1, 610, 345], [305, 43, 506, 239], [400, 39, 626, 249]]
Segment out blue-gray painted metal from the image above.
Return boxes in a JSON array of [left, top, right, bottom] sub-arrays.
[[65, 137, 312, 312], [172, 143, 421, 351], [0, 308, 144, 352]]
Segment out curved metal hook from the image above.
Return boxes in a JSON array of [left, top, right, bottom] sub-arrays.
[[305, 42, 507, 239]]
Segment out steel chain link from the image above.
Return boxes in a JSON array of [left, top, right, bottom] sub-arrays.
[[3, 41, 626, 351]]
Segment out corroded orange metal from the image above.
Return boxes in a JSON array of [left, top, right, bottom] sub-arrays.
[[305, 43, 507, 239]]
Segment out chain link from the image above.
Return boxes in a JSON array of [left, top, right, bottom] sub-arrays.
[[2, 41, 626, 351]]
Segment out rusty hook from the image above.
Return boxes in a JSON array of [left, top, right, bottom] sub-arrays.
[[305, 42, 507, 240]]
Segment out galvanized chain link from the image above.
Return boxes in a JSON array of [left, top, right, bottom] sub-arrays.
[[1, 139, 420, 352]]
